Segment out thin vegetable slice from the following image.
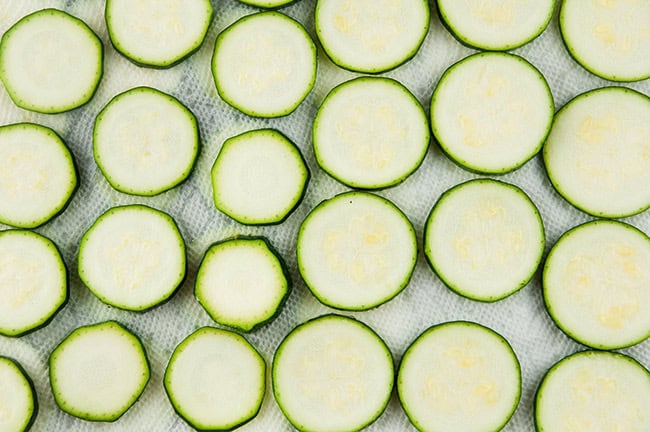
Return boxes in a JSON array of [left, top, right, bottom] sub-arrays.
[[0, 356, 37, 432], [237, 0, 296, 8]]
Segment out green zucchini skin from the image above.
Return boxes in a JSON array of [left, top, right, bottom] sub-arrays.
[[237, 0, 297, 9], [0, 356, 39, 432]]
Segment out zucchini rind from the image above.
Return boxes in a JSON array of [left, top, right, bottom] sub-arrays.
[[211, 129, 309, 225], [93, 87, 199, 196], [560, 0, 650, 82], [237, 0, 296, 8], [195, 237, 290, 332], [49, 321, 150, 422], [431, 52, 554, 174], [0, 8, 102, 113], [0, 230, 67, 337], [297, 191, 417, 310], [0, 356, 37, 432], [0, 123, 77, 229], [398, 321, 521, 432], [78, 205, 186, 312], [312, 77, 429, 189], [535, 351, 650, 432], [543, 220, 650, 350], [272, 314, 394, 432], [105, 0, 213, 68], [211, 12, 317, 118], [315, 0, 429, 73], [164, 327, 265, 431], [437, 0, 555, 51], [543, 87, 650, 218]]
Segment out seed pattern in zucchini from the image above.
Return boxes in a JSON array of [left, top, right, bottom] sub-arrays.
[[0, 356, 37, 432]]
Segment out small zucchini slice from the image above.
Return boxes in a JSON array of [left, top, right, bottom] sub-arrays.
[[0, 356, 37, 432], [535, 350, 650, 432], [424, 179, 545, 302], [195, 237, 290, 332], [543, 86, 650, 218], [211, 12, 317, 118], [164, 327, 266, 431], [543, 220, 650, 350], [398, 321, 521, 432], [431, 52, 554, 174], [211, 129, 309, 225], [78, 205, 186, 312], [312, 77, 429, 189], [0, 123, 77, 229], [272, 314, 394, 432], [0, 230, 67, 337], [49, 321, 150, 422], [315, 0, 429, 73], [297, 191, 417, 310], [0, 8, 103, 113], [105, 0, 213, 68], [93, 86, 199, 196]]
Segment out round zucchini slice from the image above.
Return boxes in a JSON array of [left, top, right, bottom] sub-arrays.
[[78, 205, 186, 312], [211, 129, 309, 225], [431, 52, 554, 174], [543, 86, 650, 218], [164, 327, 265, 431], [0, 356, 37, 432], [0, 123, 77, 229], [105, 0, 213, 68], [0, 230, 67, 337], [49, 321, 150, 422], [437, 0, 555, 51], [211, 11, 317, 118], [535, 351, 650, 432], [272, 314, 394, 432], [93, 86, 199, 196], [312, 77, 429, 189], [398, 321, 521, 432], [560, 0, 650, 82], [543, 220, 650, 350], [237, 0, 296, 8], [315, 0, 429, 73], [195, 237, 290, 332], [0, 8, 103, 113], [297, 191, 417, 310], [424, 179, 545, 302]]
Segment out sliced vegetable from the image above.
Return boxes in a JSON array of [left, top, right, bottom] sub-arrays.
[[0, 356, 37, 432], [237, 0, 296, 8]]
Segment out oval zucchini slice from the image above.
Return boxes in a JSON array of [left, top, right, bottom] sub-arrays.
[[431, 52, 554, 174], [0, 356, 37, 432], [164, 327, 265, 431], [78, 205, 186, 312], [543, 220, 650, 350], [0, 8, 103, 113], [398, 321, 521, 432], [543, 86, 650, 218], [49, 321, 150, 422], [273, 314, 394, 432]]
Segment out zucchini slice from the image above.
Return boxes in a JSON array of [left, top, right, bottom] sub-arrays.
[[0, 230, 67, 337], [211, 129, 309, 225], [105, 0, 213, 68], [211, 12, 317, 118], [431, 52, 554, 174], [424, 179, 545, 302], [272, 314, 394, 432], [0, 8, 103, 113], [49, 321, 150, 422], [437, 0, 555, 51], [297, 191, 417, 310], [0, 356, 37, 432], [93, 86, 199, 196], [398, 321, 521, 432], [195, 237, 290, 332], [312, 77, 429, 189], [543, 220, 650, 350], [164, 327, 265, 431], [543, 86, 650, 218], [535, 351, 650, 432], [560, 0, 650, 82], [315, 0, 429, 73], [237, 0, 296, 8], [78, 205, 186, 312]]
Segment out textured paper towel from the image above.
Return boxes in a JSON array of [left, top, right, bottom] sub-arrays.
[[0, 1, 649, 431]]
